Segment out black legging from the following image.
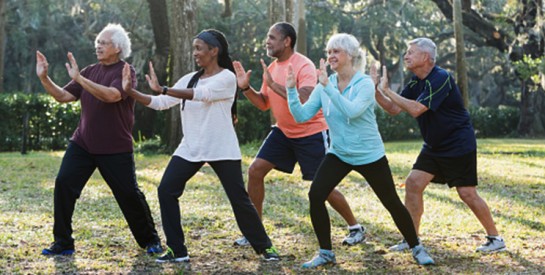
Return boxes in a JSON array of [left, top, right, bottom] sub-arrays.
[[308, 154, 419, 250], [158, 156, 272, 256]]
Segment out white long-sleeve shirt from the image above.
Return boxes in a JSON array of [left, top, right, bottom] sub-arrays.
[[147, 69, 241, 161]]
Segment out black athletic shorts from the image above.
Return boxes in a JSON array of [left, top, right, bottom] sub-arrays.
[[412, 150, 478, 188]]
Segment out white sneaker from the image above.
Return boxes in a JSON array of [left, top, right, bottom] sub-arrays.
[[389, 238, 411, 251], [412, 244, 435, 265], [476, 236, 506, 253], [342, 225, 366, 245], [233, 236, 250, 246]]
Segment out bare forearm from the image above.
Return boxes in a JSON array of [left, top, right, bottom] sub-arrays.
[[375, 88, 401, 115], [242, 88, 269, 110], [77, 75, 121, 103], [163, 87, 194, 100], [268, 82, 287, 99], [39, 76, 74, 103], [127, 88, 152, 105], [383, 88, 427, 117]]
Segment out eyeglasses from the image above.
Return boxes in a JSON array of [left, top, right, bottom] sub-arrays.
[[95, 40, 113, 46]]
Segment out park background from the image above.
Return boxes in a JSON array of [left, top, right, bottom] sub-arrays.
[[0, 0, 544, 274]]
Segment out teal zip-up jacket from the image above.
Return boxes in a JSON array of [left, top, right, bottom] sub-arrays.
[[287, 71, 385, 166]]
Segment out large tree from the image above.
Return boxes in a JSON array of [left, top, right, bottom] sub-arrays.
[[0, 0, 5, 93], [165, 0, 197, 152], [432, 0, 545, 136]]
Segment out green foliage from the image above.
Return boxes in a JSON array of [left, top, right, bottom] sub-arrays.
[[0, 93, 80, 152], [513, 55, 542, 83], [133, 135, 169, 155], [470, 106, 519, 138], [234, 99, 270, 144], [375, 108, 421, 141]]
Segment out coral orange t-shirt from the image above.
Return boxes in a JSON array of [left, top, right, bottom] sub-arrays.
[[261, 52, 328, 138]]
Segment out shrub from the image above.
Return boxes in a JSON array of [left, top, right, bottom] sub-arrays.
[[0, 93, 80, 152]]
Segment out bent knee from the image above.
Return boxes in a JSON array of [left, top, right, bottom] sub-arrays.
[[457, 186, 479, 201]]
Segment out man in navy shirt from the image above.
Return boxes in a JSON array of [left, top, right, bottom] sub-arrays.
[[372, 37, 506, 253]]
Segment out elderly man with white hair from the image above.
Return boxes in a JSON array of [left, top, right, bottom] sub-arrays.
[[36, 23, 163, 256], [373, 37, 506, 254]]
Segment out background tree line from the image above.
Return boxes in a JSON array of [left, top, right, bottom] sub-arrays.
[[0, 0, 542, 153]]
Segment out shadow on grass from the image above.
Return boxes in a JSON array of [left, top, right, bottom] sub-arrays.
[[425, 188, 545, 232]]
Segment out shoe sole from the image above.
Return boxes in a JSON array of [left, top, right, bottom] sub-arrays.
[[42, 249, 75, 256], [476, 246, 507, 253], [233, 239, 251, 246], [263, 257, 280, 262], [302, 261, 336, 268], [156, 256, 190, 263], [342, 237, 366, 246]]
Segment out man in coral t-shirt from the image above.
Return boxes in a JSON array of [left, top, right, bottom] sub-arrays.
[[232, 22, 365, 247]]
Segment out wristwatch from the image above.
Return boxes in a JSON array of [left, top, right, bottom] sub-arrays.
[[162, 86, 168, 95]]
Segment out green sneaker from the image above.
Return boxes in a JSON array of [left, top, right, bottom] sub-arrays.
[[262, 246, 280, 261], [155, 247, 190, 263]]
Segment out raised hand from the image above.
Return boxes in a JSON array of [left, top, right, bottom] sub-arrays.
[[36, 51, 49, 79], [286, 64, 296, 89], [144, 61, 161, 93], [122, 63, 133, 94], [233, 61, 251, 89], [317, 58, 329, 86], [378, 65, 390, 93], [260, 59, 274, 88], [65, 52, 80, 82]]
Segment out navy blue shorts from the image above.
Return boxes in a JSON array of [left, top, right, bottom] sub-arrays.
[[256, 127, 328, 181], [412, 150, 478, 188]]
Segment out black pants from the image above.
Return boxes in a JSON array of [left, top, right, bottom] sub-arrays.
[[53, 142, 160, 248], [309, 154, 419, 250], [158, 156, 272, 256]]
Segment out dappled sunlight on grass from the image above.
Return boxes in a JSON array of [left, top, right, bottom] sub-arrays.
[[1, 139, 544, 273]]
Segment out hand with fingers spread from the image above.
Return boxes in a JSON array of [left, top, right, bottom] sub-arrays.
[[144, 61, 162, 93], [286, 64, 296, 89], [317, 58, 329, 86], [36, 51, 49, 80], [65, 52, 81, 82], [233, 61, 251, 90], [260, 59, 274, 88]]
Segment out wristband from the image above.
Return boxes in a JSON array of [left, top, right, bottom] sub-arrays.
[[162, 86, 168, 95], [240, 86, 251, 92]]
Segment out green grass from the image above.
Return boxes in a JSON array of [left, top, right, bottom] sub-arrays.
[[0, 139, 544, 274]]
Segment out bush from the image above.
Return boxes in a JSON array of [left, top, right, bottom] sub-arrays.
[[0, 93, 80, 152], [235, 99, 271, 144], [470, 106, 519, 138], [0, 93, 522, 152]]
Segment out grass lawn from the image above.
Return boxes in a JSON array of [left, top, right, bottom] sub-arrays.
[[0, 138, 544, 274]]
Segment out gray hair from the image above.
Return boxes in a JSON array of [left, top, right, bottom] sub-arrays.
[[409, 37, 436, 62], [96, 23, 132, 59], [326, 33, 366, 71]]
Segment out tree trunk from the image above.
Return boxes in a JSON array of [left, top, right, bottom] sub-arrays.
[[432, 0, 545, 137], [453, 0, 469, 107], [0, 0, 5, 93], [167, 0, 196, 152], [269, 0, 286, 25], [266, 0, 286, 125], [295, 0, 306, 55], [133, 0, 171, 141]]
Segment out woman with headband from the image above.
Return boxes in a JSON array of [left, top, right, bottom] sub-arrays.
[[122, 29, 280, 263]]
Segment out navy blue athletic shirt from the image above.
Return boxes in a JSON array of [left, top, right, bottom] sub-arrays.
[[401, 66, 476, 157]]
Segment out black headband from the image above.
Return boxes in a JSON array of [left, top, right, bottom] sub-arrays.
[[195, 31, 222, 53]]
